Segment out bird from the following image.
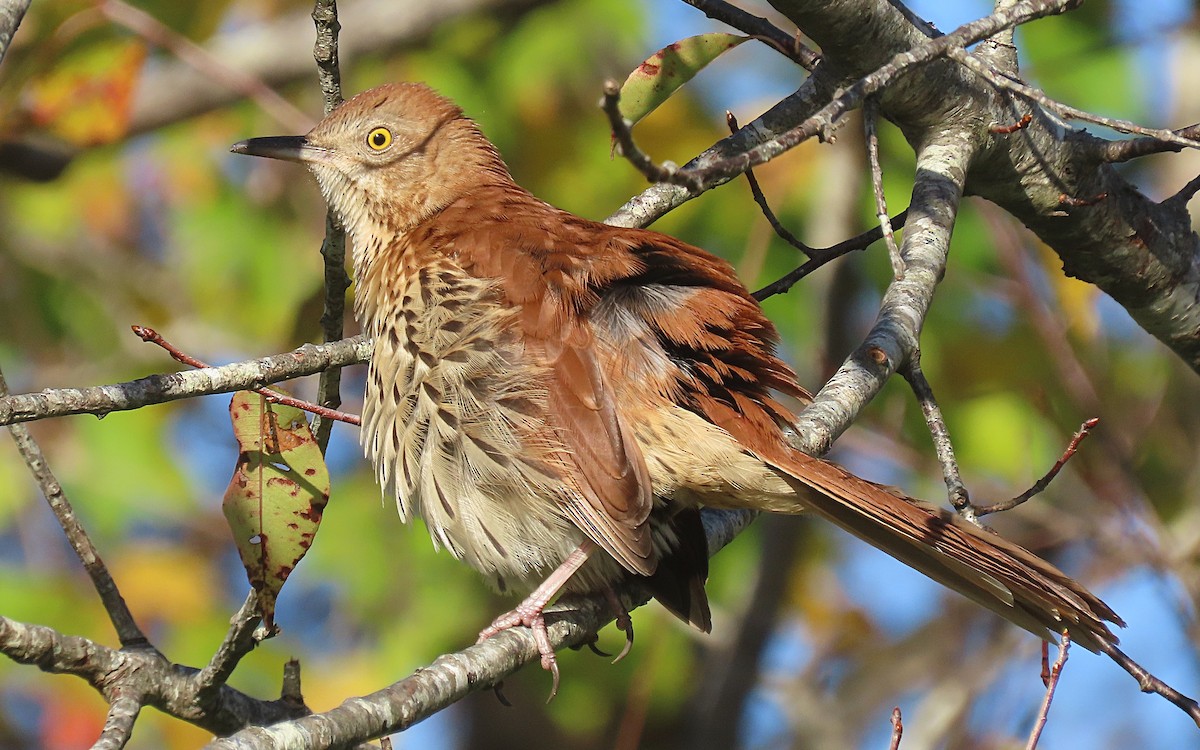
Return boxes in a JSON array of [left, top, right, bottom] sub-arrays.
[[231, 82, 1122, 691]]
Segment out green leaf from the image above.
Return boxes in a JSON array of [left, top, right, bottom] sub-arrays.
[[222, 392, 330, 631], [618, 33, 748, 125]]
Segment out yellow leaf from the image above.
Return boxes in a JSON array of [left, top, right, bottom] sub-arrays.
[[223, 392, 330, 631], [618, 34, 748, 125]]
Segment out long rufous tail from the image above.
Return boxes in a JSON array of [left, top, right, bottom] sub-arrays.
[[763, 449, 1122, 652]]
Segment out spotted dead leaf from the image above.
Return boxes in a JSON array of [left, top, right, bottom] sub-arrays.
[[617, 33, 748, 126], [223, 391, 330, 631]]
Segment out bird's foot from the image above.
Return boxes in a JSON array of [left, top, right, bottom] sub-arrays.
[[478, 603, 560, 699]]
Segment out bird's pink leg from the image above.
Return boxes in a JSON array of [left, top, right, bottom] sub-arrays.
[[478, 541, 597, 697]]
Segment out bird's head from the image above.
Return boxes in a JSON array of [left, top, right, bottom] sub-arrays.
[[232, 82, 508, 251]]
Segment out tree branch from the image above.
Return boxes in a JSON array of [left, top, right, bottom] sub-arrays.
[[0, 367, 149, 649], [0, 336, 371, 427], [203, 508, 757, 749], [765, 0, 1200, 373], [0, 615, 309, 736], [793, 127, 975, 454]]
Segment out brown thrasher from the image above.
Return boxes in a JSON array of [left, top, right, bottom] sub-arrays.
[[232, 82, 1121, 687]]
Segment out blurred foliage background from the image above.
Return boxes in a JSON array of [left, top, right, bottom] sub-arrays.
[[2, 0, 1200, 748]]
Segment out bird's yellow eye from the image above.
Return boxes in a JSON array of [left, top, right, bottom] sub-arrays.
[[366, 127, 393, 151]]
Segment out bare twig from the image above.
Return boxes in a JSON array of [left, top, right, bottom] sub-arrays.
[[132, 326, 360, 426], [1097, 124, 1200, 164], [726, 111, 813, 256], [792, 126, 972, 456], [614, 0, 1084, 195], [0, 366, 149, 649], [752, 209, 909, 300], [680, 0, 819, 70], [990, 113, 1032, 134], [977, 418, 1099, 516], [1097, 640, 1200, 727], [1026, 635, 1069, 750], [0, 336, 371, 427], [308, 0, 352, 452], [91, 694, 142, 750], [901, 354, 979, 525], [194, 592, 267, 702], [1166, 173, 1200, 209], [99, 0, 312, 133], [888, 706, 904, 750], [949, 48, 1200, 155], [0, 615, 309, 735], [601, 80, 684, 185], [203, 507, 756, 749], [864, 97, 905, 279]]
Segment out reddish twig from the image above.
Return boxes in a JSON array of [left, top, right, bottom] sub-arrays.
[[1058, 192, 1108, 208], [1026, 634, 1069, 750], [990, 114, 1032, 134], [888, 706, 904, 750], [131, 326, 360, 426], [977, 418, 1098, 516]]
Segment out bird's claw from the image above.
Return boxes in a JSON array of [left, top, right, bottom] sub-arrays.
[[603, 587, 635, 663], [478, 604, 561, 700]]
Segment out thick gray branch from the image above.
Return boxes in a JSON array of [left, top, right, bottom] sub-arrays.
[[795, 127, 976, 454], [0, 336, 370, 427], [767, 0, 1200, 372], [0, 616, 307, 737]]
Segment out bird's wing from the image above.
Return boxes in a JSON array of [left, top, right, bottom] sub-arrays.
[[445, 198, 657, 577], [600, 229, 1122, 651]]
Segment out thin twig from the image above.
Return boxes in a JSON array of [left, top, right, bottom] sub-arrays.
[[1026, 634, 1069, 750], [864, 97, 905, 279], [91, 694, 142, 750], [1097, 640, 1200, 727], [1093, 123, 1200, 164], [1166, 173, 1200, 209], [977, 418, 1099, 516], [602, 80, 684, 185], [309, 0, 351, 453], [194, 591, 266, 701], [726, 111, 813, 256], [0, 366, 149, 649], [0, 614, 309, 735], [132, 326, 360, 426], [888, 706, 904, 750], [0, 336, 371, 428], [990, 113, 1032, 134], [281, 658, 305, 706], [900, 354, 979, 525], [99, 0, 312, 133], [752, 209, 909, 300], [680, 0, 819, 70], [949, 48, 1200, 155], [611, 0, 1085, 194]]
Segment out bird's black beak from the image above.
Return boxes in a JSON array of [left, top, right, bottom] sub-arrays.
[[230, 135, 314, 163]]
